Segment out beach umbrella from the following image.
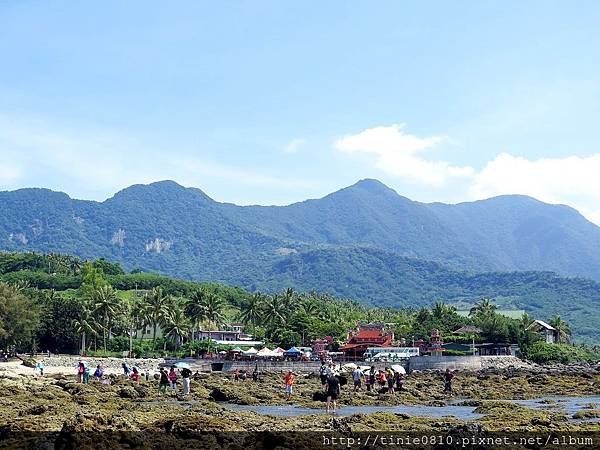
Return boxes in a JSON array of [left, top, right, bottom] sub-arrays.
[[175, 362, 191, 369], [218, 350, 227, 355], [391, 364, 406, 374]]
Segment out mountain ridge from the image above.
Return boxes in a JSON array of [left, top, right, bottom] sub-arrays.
[[2, 178, 600, 284]]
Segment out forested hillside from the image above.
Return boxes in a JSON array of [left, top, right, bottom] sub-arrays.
[[1, 251, 599, 342]]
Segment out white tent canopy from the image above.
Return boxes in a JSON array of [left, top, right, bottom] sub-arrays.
[[243, 347, 258, 355], [256, 347, 275, 357]]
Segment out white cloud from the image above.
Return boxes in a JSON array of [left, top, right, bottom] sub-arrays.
[[469, 152, 600, 224], [334, 124, 600, 226], [283, 138, 305, 154], [334, 124, 474, 186]]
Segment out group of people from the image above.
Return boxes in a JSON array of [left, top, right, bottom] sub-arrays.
[[355, 365, 406, 395], [157, 365, 193, 396], [71, 362, 194, 396]]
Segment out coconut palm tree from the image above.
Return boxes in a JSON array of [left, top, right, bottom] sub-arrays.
[[184, 289, 209, 338], [143, 287, 170, 349], [263, 294, 286, 328], [72, 304, 97, 355], [204, 292, 225, 327], [239, 292, 264, 338], [280, 287, 297, 312], [163, 306, 191, 350], [299, 297, 319, 317], [124, 296, 148, 357], [93, 285, 120, 352], [549, 315, 572, 343], [469, 298, 497, 317]]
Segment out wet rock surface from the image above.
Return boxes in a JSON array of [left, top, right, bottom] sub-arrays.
[[0, 367, 598, 436]]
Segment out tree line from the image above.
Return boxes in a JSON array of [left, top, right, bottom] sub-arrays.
[[0, 252, 594, 364]]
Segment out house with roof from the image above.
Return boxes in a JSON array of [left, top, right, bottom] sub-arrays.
[[340, 322, 394, 360], [526, 320, 559, 344]]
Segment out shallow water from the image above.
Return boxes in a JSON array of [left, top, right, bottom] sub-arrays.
[[221, 403, 484, 420], [221, 396, 600, 421], [511, 396, 600, 422], [142, 396, 600, 422]]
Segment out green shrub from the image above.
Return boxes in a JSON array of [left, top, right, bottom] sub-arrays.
[[525, 342, 597, 364]]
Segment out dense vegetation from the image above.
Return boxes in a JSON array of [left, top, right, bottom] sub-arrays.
[[0, 252, 598, 365]]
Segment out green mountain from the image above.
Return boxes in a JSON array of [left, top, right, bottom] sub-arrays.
[[255, 247, 599, 342], [1, 179, 600, 341]]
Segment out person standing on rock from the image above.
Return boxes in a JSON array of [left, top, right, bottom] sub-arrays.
[[130, 367, 140, 383], [77, 362, 85, 383], [319, 363, 328, 391], [168, 366, 178, 393], [326, 374, 340, 414], [284, 370, 295, 401], [443, 368, 454, 394], [366, 366, 376, 392], [352, 367, 363, 392], [83, 365, 90, 384], [158, 368, 169, 395], [181, 367, 192, 396], [386, 367, 395, 395], [93, 364, 104, 381], [395, 372, 405, 392]]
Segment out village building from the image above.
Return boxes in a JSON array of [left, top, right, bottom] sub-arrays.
[[340, 322, 394, 360], [311, 336, 334, 356], [526, 319, 559, 344]]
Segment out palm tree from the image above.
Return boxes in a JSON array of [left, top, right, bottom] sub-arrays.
[[93, 285, 120, 352], [143, 287, 170, 349], [163, 307, 191, 350], [184, 289, 209, 338], [204, 292, 225, 327], [280, 288, 297, 312], [124, 296, 149, 357], [469, 298, 497, 317], [549, 315, 572, 343], [263, 295, 286, 328], [299, 297, 319, 317], [72, 303, 97, 355], [239, 292, 264, 338]]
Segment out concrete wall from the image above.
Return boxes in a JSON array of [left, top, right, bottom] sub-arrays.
[[408, 355, 522, 372], [408, 355, 483, 372], [211, 360, 409, 373], [173, 355, 524, 373]]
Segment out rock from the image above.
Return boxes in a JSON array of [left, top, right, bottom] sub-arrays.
[[21, 358, 36, 369], [531, 418, 551, 426], [209, 388, 229, 401], [118, 387, 139, 399], [312, 391, 327, 402]]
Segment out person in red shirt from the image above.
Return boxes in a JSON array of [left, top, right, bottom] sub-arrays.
[[130, 367, 140, 383], [284, 371, 295, 400]]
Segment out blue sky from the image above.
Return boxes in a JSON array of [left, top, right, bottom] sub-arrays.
[[1, 1, 600, 223]]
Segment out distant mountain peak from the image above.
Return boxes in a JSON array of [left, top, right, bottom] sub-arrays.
[[106, 180, 213, 203]]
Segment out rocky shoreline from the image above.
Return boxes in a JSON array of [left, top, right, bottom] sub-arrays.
[[1, 358, 598, 448]]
